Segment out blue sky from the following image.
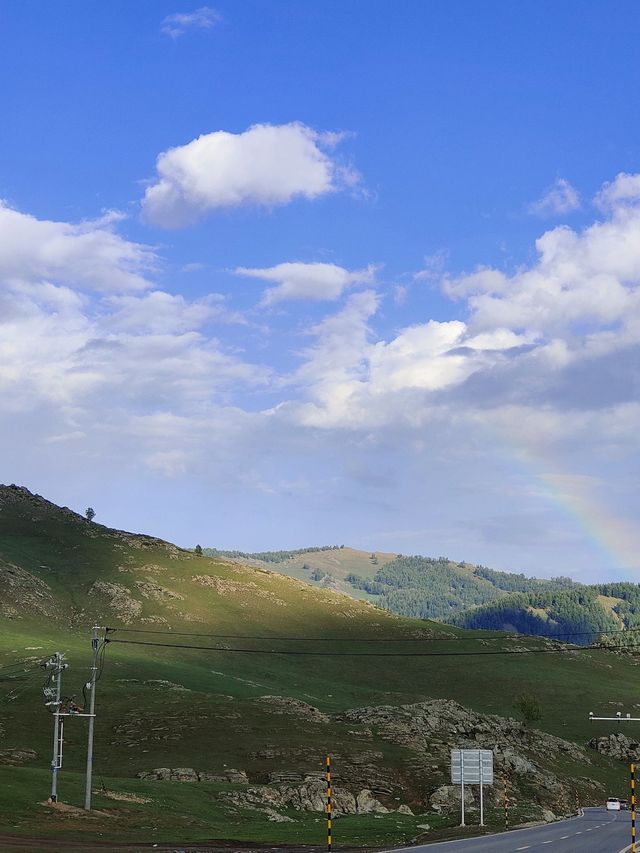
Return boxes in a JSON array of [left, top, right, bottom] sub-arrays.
[[1, 1, 640, 580]]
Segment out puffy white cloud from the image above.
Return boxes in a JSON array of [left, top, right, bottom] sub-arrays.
[[528, 178, 580, 216], [142, 123, 360, 227], [161, 6, 221, 38], [234, 261, 376, 305], [594, 171, 640, 211], [0, 203, 155, 292], [0, 204, 265, 426], [444, 201, 640, 337]]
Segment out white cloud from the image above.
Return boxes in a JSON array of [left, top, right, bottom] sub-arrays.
[[234, 261, 376, 305], [161, 6, 221, 38], [528, 178, 580, 217], [142, 123, 360, 228], [0, 202, 155, 292], [528, 178, 580, 216], [594, 171, 640, 211], [444, 204, 640, 336], [0, 205, 265, 429], [104, 291, 244, 333]]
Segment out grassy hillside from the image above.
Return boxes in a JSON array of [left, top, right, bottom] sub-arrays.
[[230, 545, 640, 644], [0, 485, 638, 849]]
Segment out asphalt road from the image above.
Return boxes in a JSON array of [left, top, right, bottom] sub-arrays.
[[390, 808, 633, 853]]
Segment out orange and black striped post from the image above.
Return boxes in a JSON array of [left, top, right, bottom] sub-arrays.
[[632, 763, 637, 853], [326, 755, 332, 852]]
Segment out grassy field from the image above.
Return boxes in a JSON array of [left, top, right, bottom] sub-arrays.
[[0, 486, 636, 847]]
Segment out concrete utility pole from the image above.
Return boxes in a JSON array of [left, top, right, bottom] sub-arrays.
[[84, 626, 102, 810], [44, 652, 67, 803]]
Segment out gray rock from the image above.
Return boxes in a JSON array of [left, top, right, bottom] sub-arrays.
[[429, 785, 474, 812], [356, 789, 389, 814], [588, 733, 640, 762]]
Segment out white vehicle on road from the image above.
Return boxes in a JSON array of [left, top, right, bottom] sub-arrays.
[[606, 797, 621, 810]]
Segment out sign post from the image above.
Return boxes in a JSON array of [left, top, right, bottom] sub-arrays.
[[461, 750, 465, 827], [479, 749, 484, 826], [451, 749, 494, 829]]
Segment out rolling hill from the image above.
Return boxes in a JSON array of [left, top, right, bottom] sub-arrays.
[[208, 546, 640, 644], [0, 485, 638, 849]]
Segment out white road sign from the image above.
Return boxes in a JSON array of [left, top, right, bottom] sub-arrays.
[[451, 749, 494, 785]]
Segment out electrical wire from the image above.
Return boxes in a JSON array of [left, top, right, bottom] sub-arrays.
[[106, 637, 639, 657], [106, 625, 640, 642], [1, 666, 44, 704]]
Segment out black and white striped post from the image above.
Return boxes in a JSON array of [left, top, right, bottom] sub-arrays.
[[326, 754, 332, 853], [631, 763, 636, 853]]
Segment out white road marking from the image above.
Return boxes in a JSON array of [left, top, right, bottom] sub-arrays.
[[515, 847, 530, 851]]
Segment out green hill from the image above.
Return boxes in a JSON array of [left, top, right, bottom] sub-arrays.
[[0, 485, 638, 849], [224, 546, 640, 644]]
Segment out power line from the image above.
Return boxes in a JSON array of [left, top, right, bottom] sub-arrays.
[[106, 637, 639, 658], [106, 625, 640, 642]]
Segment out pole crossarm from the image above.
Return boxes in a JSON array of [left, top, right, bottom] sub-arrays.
[[589, 714, 640, 721]]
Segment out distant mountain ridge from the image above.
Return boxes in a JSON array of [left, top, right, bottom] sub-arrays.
[[205, 544, 640, 644]]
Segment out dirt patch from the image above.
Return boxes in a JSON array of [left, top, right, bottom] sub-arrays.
[[97, 789, 152, 804]]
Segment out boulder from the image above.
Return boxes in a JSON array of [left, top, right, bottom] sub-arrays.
[[429, 785, 474, 812], [588, 733, 640, 762], [356, 789, 389, 814]]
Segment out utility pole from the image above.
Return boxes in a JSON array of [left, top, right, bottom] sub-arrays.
[[43, 652, 67, 803], [589, 711, 638, 851], [84, 626, 102, 810]]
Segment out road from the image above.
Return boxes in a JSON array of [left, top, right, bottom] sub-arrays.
[[390, 808, 632, 853]]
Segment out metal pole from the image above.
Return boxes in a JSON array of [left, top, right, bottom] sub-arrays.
[[84, 626, 100, 810], [632, 763, 637, 853], [460, 750, 465, 827], [326, 755, 332, 853], [479, 752, 484, 826], [50, 653, 63, 802]]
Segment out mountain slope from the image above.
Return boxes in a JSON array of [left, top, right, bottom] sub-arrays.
[[0, 485, 637, 847]]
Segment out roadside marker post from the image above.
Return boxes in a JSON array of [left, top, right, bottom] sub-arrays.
[[632, 763, 637, 853], [504, 775, 509, 829], [326, 754, 332, 853]]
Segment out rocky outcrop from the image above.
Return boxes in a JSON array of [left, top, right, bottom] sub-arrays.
[[223, 780, 388, 816], [429, 785, 475, 812], [88, 581, 142, 622], [0, 559, 55, 618], [588, 733, 640, 762], [137, 767, 248, 783], [336, 698, 598, 815], [0, 748, 37, 765], [254, 696, 330, 723]]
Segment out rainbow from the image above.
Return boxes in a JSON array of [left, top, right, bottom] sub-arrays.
[[512, 444, 640, 578]]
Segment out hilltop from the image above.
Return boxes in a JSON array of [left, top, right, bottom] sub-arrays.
[[208, 544, 640, 644], [0, 485, 637, 848]]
